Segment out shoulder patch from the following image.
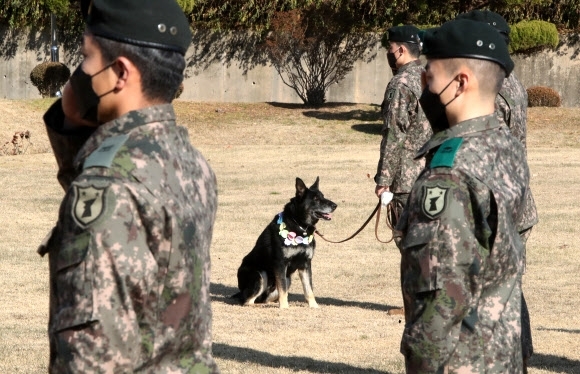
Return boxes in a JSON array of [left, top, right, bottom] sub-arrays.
[[421, 185, 449, 219], [430, 137, 463, 168], [72, 183, 112, 228], [386, 88, 396, 101], [83, 134, 129, 169]]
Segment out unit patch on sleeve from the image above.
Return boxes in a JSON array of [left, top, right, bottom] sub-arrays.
[[421, 186, 449, 219], [72, 185, 109, 228], [386, 88, 396, 101]]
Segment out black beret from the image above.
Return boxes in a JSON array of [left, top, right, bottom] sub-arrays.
[[82, 0, 192, 55], [421, 19, 514, 75], [456, 9, 510, 36], [386, 25, 421, 44]]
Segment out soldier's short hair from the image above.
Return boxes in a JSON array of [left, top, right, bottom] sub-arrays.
[[401, 41, 421, 58], [93, 35, 185, 103], [444, 58, 505, 97]]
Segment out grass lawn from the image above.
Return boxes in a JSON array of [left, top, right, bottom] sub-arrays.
[[0, 99, 579, 373]]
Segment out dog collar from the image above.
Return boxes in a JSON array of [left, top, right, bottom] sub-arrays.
[[277, 213, 314, 246]]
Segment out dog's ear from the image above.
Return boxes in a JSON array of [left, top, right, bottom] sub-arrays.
[[296, 177, 307, 197], [310, 176, 320, 191]]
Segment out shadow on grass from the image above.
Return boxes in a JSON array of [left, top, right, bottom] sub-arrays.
[[351, 123, 383, 136], [302, 107, 381, 122], [536, 326, 580, 334], [528, 353, 580, 373], [264, 103, 383, 134], [213, 343, 391, 373], [266, 102, 359, 110], [210, 282, 401, 313]]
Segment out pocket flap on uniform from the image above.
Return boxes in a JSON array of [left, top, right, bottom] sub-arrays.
[[52, 231, 95, 332], [56, 232, 91, 272], [401, 221, 438, 250], [401, 221, 440, 294]]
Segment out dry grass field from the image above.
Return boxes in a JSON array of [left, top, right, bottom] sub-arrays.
[[0, 98, 579, 373]]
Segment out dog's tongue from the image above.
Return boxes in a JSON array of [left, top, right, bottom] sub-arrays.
[[322, 213, 332, 220]]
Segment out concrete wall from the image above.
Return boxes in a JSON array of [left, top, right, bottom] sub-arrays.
[[2, 26, 579, 106], [512, 34, 580, 107]]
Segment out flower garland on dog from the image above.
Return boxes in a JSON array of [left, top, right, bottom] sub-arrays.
[[277, 213, 314, 246]]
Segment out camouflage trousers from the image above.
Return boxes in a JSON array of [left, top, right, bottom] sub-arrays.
[[391, 193, 408, 250], [391, 193, 409, 228], [520, 227, 534, 360]]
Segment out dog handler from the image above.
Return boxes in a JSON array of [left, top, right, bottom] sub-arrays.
[[375, 25, 432, 227], [37, 0, 219, 372], [395, 19, 530, 372]]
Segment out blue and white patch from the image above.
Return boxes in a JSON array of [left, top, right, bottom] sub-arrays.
[[422, 186, 448, 219]]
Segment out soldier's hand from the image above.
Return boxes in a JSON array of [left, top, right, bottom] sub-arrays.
[[61, 81, 99, 128], [375, 185, 390, 198]]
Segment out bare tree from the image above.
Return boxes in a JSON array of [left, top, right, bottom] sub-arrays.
[[264, 3, 378, 106]]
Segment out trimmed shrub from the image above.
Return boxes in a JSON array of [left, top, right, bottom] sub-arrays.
[[527, 86, 561, 107], [176, 0, 194, 15], [510, 20, 559, 54], [30, 62, 70, 98]]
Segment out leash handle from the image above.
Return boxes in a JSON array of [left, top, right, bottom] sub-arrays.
[[374, 199, 399, 244]]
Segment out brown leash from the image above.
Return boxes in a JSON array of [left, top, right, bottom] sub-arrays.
[[315, 199, 402, 244]]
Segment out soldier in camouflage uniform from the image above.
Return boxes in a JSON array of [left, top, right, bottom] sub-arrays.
[[375, 25, 432, 224], [456, 10, 538, 372], [37, 0, 219, 372], [396, 19, 530, 372]]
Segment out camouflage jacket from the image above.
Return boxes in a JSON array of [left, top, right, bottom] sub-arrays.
[[496, 72, 528, 147], [396, 115, 528, 373], [39, 101, 219, 373], [496, 72, 538, 261], [375, 59, 432, 193]]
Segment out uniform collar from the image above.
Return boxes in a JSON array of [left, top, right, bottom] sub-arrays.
[[74, 104, 176, 168], [396, 59, 422, 75], [415, 114, 501, 159], [96, 104, 176, 136]]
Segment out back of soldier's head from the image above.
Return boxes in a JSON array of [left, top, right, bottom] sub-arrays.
[[422, 19, 513, 97]]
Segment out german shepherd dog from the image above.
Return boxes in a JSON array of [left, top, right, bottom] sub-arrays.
[[232, 177, 337, 308]]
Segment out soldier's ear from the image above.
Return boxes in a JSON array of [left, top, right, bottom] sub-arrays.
[[455, 72, 469, 96]]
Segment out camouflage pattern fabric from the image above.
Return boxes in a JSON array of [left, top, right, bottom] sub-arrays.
[[376, 60, 433, 193], [496, 72, 528, 147], [396, 115, 528, 373], [496, 73, 538, 362], [39, 101, 220, 373], [496, 72, 539, 260]]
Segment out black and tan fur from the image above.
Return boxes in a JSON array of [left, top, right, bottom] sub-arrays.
[[232, 177, 337, 308]]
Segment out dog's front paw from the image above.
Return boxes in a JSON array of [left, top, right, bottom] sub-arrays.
[[279, 301, 289, 309]]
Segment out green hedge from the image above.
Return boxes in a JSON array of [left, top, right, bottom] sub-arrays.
[[176, 0, 195, 16], [510, 20, 559, 53]]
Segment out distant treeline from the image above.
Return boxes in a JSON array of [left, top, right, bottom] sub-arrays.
[[191, 0, 580, 31], [1, 1, 577, 45]]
